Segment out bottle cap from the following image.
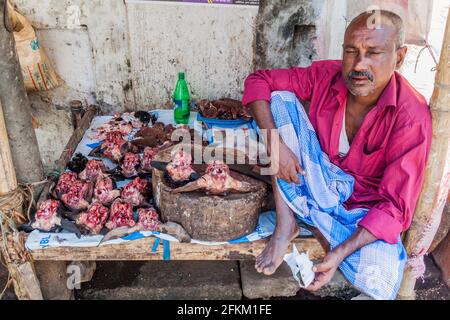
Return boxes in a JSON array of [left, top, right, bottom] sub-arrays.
[[178, 72, 185, 80]]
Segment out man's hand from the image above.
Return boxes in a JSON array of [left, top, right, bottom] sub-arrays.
[[306, 227, 378, 291], [247, 100, 305, 184], [306, 251, 343, 292], [269, 139, 304, 184]]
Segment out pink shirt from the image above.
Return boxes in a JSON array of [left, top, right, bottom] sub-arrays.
[[242, 60, 432, 244]]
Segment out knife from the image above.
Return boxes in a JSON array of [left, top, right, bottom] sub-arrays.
[[227, 163, 272, 185]]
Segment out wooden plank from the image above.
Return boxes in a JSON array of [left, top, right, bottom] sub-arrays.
[[56, 105, 98, 170], [8, 262, 43, 300], [29, 237, 325, 261]]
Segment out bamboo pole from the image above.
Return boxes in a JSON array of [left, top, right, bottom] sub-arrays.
[[398, 8, 450, 300]]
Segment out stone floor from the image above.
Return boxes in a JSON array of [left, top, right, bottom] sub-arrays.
[[1, 255, 449, 300]]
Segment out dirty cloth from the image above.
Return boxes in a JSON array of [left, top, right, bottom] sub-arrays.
[[268, 91, 406, 300]]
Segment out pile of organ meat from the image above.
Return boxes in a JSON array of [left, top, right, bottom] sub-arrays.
[[89, 114, 186, 178], [98, 131, 138, 163], [90, 111, 156, 141], [31, 111, 202, 236], [42, 156, 161, 236], [198, 98, 252, 121]]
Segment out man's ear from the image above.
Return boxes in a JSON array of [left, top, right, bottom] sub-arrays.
[[395, 46, 408, 69]]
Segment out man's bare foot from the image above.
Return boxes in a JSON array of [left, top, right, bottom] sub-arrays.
[[255, 215, 299, 275]]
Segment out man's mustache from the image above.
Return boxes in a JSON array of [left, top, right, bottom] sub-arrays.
[[348, 71, 374, 82]]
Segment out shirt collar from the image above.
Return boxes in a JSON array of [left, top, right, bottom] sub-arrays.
[[332, 72, 398, 108], [376, 72, 398, 108]]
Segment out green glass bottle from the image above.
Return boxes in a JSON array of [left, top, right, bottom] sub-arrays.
[[173, 72, 191, 124]]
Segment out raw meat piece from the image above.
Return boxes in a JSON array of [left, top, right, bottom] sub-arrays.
[[93, 176, 120, 206], [55, 172, 78, 198], [105, 199, 135, 230], [172, 160, 255, 195], [100, 131, 137, 163], [76, 202, 110, 234], [141, 147, 157, 171], [31, 199, 61, 231], [136, 207, 161, 232], [121, 177, 149, 207], [166, 151, 196, 182], [61, 180, 93, 211], [78, 160, 106, 182], [121, 152, 140, 178]]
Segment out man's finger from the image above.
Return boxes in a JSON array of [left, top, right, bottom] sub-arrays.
[[313, 261, 332, 273], [279, 172, 290, 183], [291, 174, 300, 185], [290, 167, 301, 184], [306, 274, 327, 292], [295, 162, 305, 176]]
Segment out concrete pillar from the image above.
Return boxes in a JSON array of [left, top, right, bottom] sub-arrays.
[[0, 0, 45, 184]]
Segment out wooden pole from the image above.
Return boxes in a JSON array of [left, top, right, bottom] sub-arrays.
[[398, 8, 450, 300], [0, 101, 17, 194], [0, 101, 43, 300], [0, 0, 44, 185]]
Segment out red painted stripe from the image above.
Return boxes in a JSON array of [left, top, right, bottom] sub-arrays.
[[37, 63, 49, 91], [27, 66, 39, 91]]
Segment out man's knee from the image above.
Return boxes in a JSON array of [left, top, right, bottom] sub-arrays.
[[270, 90, 298, 102]]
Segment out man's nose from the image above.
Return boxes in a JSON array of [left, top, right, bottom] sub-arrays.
[[353, 53, 370, 72]]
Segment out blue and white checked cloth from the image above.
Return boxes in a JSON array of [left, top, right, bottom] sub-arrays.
[[268, 91, 407, 300]]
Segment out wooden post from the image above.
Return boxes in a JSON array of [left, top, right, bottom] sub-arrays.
[[0, 101, 43, 300], [0, 102, 17, 195], [397, 8, 450, 300], [0, 0, 44, 185]]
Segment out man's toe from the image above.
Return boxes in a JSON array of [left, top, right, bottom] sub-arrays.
[[263, 263, 277, 276]]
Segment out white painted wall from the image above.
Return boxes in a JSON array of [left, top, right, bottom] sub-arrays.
[[126, 1, 258, 108], [14, 0, 259, 110]]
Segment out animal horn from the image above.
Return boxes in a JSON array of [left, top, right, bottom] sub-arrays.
[[230, 180, 258, 193], [171, 177, 207, 193]]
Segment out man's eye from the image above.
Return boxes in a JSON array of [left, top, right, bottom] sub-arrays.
[[369, 52, 382, 55], [345, 50, 357, 54]]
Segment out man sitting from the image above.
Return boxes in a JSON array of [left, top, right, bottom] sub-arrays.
[[242, 10, 432, 299]]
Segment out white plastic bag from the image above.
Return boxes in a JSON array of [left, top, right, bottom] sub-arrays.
[[284, 244, 315, 288]]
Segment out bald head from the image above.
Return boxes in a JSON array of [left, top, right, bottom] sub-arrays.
[[346, 10, 405, 49]]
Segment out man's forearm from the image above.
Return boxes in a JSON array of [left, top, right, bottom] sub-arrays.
[[333, 227, 378, 263], [248, 100, 279, 154]]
